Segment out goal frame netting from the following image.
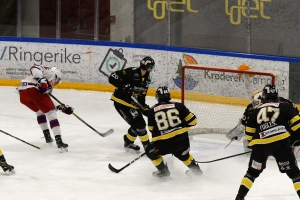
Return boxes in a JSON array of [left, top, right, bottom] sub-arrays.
[[181, 65, 277, 135]]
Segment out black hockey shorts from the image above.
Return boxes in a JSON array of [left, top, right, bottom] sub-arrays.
[[248, 139, 299, 178], [154, 134, 190, 161], [114, 102, 146, 130]]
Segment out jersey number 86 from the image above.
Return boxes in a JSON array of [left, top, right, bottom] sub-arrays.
[[155, 108, 182, 130]]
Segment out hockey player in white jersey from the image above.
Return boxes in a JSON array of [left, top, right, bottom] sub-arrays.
[[18, 64, 73, 152]]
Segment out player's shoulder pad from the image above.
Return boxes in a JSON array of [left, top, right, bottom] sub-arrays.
[[30, 64, 43, 71]]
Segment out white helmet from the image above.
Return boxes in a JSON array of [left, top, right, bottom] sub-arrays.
[[51, 67, 63, 85], [252, 89, 262, 108]]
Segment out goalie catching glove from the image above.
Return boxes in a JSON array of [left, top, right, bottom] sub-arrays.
[[37, 78, 52, 94], [56, 104, 74, 115], [226, 118, 245, 141]]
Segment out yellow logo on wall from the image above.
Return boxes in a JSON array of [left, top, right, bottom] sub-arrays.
[[148, 0, 198, 20], [225, 0, 271, 25]]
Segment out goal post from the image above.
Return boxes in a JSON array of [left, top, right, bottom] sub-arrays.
[[181, 65, 278, 135]]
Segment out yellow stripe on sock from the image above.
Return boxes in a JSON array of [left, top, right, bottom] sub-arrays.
[[241, 177, 253, 189]]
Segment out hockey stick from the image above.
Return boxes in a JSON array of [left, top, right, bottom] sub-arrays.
[[131, 96, 146, 111], [195, 151, 251, 163], [108, 152, 146, 173], [49, 93, 114, 137], [0, 130, 40, 149], [223, 137, 237, 150]]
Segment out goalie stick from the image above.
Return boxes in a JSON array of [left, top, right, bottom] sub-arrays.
[[223, 137, 236, 150], [49, 93, 114, 137], [108, 152, 146, 173]]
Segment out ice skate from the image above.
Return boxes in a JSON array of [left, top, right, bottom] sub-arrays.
[[55, 135, 68, 152], [186, 165, 203, 176], [43, 129, 53, 143], [0, 155, 15, 175], [186, 160, 203, 176], [152, 164, 170, 178], [124, 142, 140, 152], [1, 163, 15, 175]]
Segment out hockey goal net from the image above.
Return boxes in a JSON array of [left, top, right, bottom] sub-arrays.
[[181, 65, 281, 135]]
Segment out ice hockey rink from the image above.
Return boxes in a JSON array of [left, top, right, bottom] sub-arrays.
[[0, 86, 298, 200]]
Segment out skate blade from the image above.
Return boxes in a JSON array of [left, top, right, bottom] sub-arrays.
[[59, 147, 68, 153], [124, 147, 140, 153], [152, 175, 172, 180], [5, 169, 15, 175], [186, 170, 203, 177]]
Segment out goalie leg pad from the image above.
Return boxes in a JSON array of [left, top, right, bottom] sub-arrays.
[[243, 139, 252, 152]]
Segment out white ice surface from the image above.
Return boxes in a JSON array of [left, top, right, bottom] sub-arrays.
[[0, 86, 298, 200]]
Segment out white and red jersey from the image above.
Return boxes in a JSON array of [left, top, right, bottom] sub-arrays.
[[18, 65, 56, 91]]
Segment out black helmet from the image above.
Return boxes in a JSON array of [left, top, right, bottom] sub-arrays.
[[140, 56, 155, 71], [262, 84, 278, 102], [156, 86, 171, 102]]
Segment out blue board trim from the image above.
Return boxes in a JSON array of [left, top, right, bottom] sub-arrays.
[[0, 36, 299, 63]]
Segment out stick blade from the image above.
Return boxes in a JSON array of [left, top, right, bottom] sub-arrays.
[[100, 129, 114, 137], [108, 163, 120, 173]]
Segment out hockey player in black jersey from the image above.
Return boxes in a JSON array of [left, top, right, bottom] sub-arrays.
[[235, 84, 300, 200], [145, 86, 202, 177], [227, 89, 300, 154], [108, 56, 154, 151]]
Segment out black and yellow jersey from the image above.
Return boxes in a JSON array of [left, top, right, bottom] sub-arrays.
[[242, 97, 299, 126], [148, 101, 197, 142], [108, 67, 150, 108], [246, 101, 300, 147]]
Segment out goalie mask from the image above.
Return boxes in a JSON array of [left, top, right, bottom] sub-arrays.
[[262, 84, 278, 102], [140, 56, 155, 71], [156, 86, 171, 102], [252, 89, 262, 108], [51, 67, 63, 85]]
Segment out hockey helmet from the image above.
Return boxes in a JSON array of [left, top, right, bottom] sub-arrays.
[[156, 86, 171, 102], [51, 67, 63, 85], [251, 89, 262, 108], [140, 56, 155, 71], [262, 84, 278, 102]]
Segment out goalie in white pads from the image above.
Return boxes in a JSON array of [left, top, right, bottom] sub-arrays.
[[226, 90, 263, 151], [17, 64, 73, 152], [0, 150, 14, 175]]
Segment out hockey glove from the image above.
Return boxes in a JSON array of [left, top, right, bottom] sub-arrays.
[[141, 104, 150, 117], [37, 78, 52, 94], [56, 104, 74, 115], [123, 84, 133, 94], [226, 119, 245, 141]]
